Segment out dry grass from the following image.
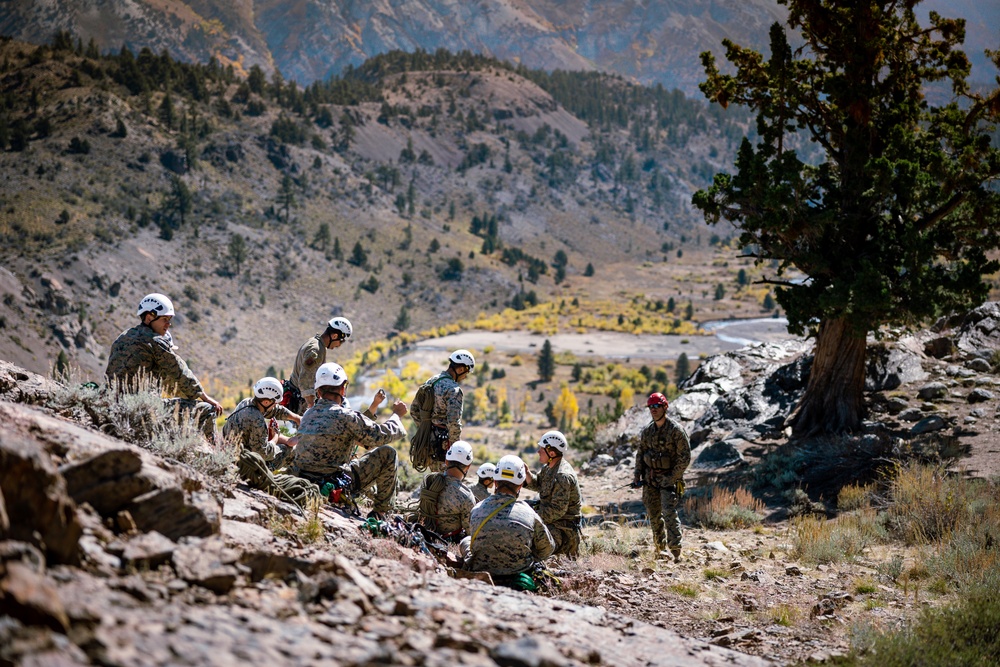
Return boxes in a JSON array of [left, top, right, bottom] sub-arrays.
[[838, 483, 873, 511], [792, 509, 885, 563], [683, 485, 765, 529]]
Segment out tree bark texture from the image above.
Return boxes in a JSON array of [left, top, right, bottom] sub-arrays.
[[790, 317, 866, 437]]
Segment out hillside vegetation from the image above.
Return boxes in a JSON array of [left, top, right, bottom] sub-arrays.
[[0, 34, 766, 392]]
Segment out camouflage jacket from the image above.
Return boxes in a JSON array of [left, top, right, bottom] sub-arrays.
[[293, 398, 405, 475], [465, 493, 554, 576], [526, 458, 582, 525], [428, 371, 464, 442], [222, 397, 296, 461], [105, 324, 203, 400], [289, 335, 326, 401], [422, 472, 475, 536], [470, 480, 492, 504], [634, 417, 691, 488]]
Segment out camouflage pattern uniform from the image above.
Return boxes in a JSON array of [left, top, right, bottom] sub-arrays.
[[291, 398, 405, 512], [526, 458, 583, 557], [429, 371, 464, 443], [105, 324, 215, 440], [470, 480, 492, 504], [289, 335, 325, 404], [223, 398, 297, 471], [421, 472, 476, 538], [460, 494, 554, 576], [634, 416, 691, 554]]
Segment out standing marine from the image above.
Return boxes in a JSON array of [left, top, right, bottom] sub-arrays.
[[632, 392, 691, 561], [287, 317, 353, 412]]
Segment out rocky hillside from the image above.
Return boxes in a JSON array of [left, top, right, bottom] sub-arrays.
[[0, 361, 772, 667], [0, 38, 749, 388]]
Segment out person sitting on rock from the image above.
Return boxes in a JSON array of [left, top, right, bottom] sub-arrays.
[[417, 441, 477, 541], [287, 317, 353, 412], [460, 455, 554, 588], [289, 362, 407, 519], [632, 392, 691, 561], [223, 377, 301, 471], [471, 462, 495, 503], [105, 292, 222, 441], [524, 430, 583, 558]]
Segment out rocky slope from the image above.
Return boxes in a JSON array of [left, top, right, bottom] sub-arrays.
[[0, 361, 772, 667]]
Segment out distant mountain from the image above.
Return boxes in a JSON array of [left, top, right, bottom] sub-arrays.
[[1, 0, 779, 97], [3, 1, 994, 97]]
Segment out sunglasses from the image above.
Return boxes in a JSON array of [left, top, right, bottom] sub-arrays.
[[648, 403, 667, 409]]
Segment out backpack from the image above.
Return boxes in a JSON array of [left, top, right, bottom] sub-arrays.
[[409, 376, 445, 472], [417, 472, 448, 531]]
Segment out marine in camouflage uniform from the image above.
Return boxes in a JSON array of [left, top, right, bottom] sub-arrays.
[[420, 472, 476, 538], [223, 397, 298, 471], [105, 295, 221, 441], [461, 491, 554, 577], [471, 478, 492, 503], [292, 397, 406, 514], [429, 371, 465, 445], [288, 317, 352, 410], [526, 431, 583, 557], [633, 393, 691, 559]]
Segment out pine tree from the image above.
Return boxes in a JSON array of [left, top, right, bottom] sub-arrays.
[[394, 306, 411, 331], [312, 222, 330, 250], [277, 174, 295, 223], [676, 353, 691, 384], [228, 234, 248, 276], [695, 1, 1000, 435], [537, 339, 555, 382]]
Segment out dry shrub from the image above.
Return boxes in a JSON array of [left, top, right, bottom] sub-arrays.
[[683, 485, 765, 529], [886, 464, 971, 544], [792, 509, 884, 564], [838, 483, 873, 511], [583, 521, 647, 557]]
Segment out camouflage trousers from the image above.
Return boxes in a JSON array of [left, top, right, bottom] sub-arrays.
[[268, 443, 293, 472], [548, 519, 583, 558], [348, 445, 399, 513], [165, 398, 217, 442], [643, 486, 682, 553]]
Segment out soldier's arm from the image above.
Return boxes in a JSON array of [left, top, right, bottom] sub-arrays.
[[300, 349, 320, 401], [633, 432, 647, 484], [351, 411, 407, 450], [273, 404, 301, 425], [537, 475, 572, 524], [445, 386, 464, 442], [533, 514, 555, 561], [152, 339, 204, 399], [667, 425, 692, 481]]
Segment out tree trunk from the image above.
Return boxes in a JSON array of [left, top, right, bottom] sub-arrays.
[[789, 317, 866, 437]]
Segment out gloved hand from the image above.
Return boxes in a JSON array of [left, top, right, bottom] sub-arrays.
[[630, 480, 643, 489]]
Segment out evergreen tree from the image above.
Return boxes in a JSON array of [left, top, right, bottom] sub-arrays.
[[312, 222, 330, 250], [583, 262, 594, 277], [763, 292, 776, 311], [695, 1, 1000, 435], [394, 305, 411, 331], [277, 174, 295, 223], [165, 175, 192, 227], [537, 339, 555, 382], [349, 241, 368, 268], [228, 233, 248, 276], [676, 353, 691, 384]]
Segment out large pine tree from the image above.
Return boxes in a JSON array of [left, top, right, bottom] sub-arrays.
[[695, 1, 1000, 436]]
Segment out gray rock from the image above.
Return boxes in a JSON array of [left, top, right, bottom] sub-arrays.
[[0, 561, 69, 632], [121, 531, 177, 569], [917, 383, 948, 400], [910, 416, 946, 435], [970, 408, 988, 418], [693, 440, 745, 469], [923, 336, 954, 358], [59, 448, 147, 515], [898, 408, 924, 422], [127, 488, 221, 541], [953, 302, 1000, 358], [967, 388, 994, 403], [945, 365, 976, 378], [966, 358, 992, 373], [741, 570, 776, 585], [172, 537, 240, 594], [866, 343, 928, 390], [492, 635, 569, 667], [885, 396, 909, 415], [591, 454, 614, 468]]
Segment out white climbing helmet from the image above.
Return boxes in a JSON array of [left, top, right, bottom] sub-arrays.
[[494, 455, 527, 485], [449, 349, 476, 369], [477, 462, 496, 480], [538, 430, 569, 454], [254, 377, 283, 401], [446, 441, 474, 466], [314, 362, 348, 389], [137, 293, 175, 318], [327, 317, 353, 340]]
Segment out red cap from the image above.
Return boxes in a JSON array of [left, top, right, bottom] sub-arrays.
[[647, 392, 668, 408]]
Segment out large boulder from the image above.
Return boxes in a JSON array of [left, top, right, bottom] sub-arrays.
[[0, 408, 82, 565], [866, 340, 928, 391], [952, 302, 1000, 358]]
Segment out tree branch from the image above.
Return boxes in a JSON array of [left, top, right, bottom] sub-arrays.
[[913, 193, 966, 234]]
